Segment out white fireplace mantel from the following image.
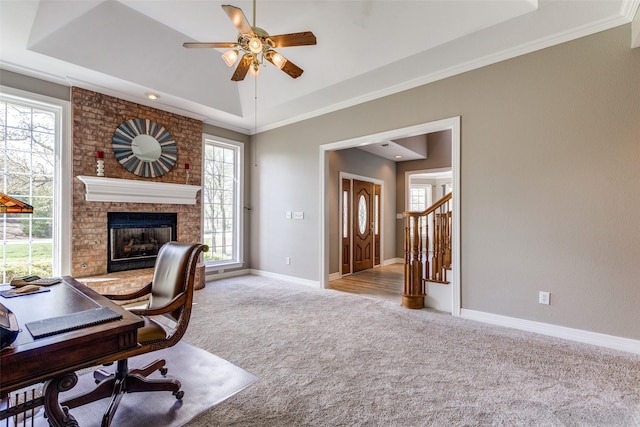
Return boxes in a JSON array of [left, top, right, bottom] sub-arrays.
[[77, 176, 201, 205]]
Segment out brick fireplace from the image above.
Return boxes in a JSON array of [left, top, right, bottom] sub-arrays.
[[71, 87, 203, 294]]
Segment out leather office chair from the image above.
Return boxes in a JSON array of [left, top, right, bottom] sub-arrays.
[[62, 242, 208, 427]]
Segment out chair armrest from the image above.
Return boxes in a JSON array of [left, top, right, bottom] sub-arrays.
[[102, 282, 152, 301], [129, 292, 186, 316]]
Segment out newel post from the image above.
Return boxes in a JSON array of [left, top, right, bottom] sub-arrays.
[[402, 214, 425, 309]]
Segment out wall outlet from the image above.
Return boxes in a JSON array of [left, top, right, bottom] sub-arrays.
[[539, 291, 550, 305], [285, 257, 291, 265]]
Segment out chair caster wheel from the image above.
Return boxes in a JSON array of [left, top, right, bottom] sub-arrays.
[[159, 367, 168, 375], [173, 390, 184, 400]]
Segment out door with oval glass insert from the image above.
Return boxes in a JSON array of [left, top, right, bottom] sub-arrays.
[[353, 179, 374, 272]]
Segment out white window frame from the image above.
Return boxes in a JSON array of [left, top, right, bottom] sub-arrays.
[[408, 184, 432, 211], [0, 86, 72, 278], [201, 134, 244, 272]]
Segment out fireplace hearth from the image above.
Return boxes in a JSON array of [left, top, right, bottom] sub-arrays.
[[107, 212, 177, 272]]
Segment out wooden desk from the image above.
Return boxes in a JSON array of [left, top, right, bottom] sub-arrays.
[[0, 276, 143, 426]]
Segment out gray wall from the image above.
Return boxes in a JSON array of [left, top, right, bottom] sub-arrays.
[[328, 148, 397, 274], [248, 127, 321, 279], [0, 70, 71, 101], [251, 25, 640, 339]]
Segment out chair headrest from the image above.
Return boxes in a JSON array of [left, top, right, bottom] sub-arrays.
[[148, 242, 200, 315]]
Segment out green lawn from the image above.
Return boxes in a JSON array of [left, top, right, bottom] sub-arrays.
[[3, 242, 53, 281], [4, 242, 53, 263]]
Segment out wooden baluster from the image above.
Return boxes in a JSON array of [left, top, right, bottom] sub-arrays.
[[411, 216, 421, 296], [440, 211, 447, 282], [403, 220, 410, 298], [444, 209, 452, 269], [423, 215, 430, 284], [431, 212, 438, 281], [416, 218, 420, 265], [419, 216, 425, 285]]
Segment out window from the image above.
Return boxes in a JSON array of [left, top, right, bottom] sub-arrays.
[[409, 184, 432, 211], [374, 194, 379, 236], [342, 190, 348, 239], [202, 136, 243, 268], [1, 91, 67, 282]]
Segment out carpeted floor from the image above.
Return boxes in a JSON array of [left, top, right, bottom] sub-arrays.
[[24, 341, 256, 427], [183, 274, 640, 426]]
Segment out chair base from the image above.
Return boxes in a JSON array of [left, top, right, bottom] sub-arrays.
[[62, 359, 183, 427]]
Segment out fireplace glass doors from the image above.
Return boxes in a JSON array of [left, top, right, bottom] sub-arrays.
[[107, 212, 177, 272]]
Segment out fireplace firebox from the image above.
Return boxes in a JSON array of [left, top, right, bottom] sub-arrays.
[[107, 212, 177, 272]]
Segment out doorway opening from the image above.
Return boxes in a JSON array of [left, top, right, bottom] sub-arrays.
[[320, 116, 461, 316]]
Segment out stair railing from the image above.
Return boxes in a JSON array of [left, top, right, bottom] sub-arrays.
[[402, 192, 453, 309]]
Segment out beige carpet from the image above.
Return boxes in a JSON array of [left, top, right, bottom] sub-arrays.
[[184, 274, 640, 426]]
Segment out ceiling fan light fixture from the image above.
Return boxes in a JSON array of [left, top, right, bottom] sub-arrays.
[[248, 37, 263, 54], [222, 49, 239, 67], [270, 52, 287, 70]]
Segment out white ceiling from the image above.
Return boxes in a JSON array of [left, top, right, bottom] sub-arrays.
[[1, 1, 638, 134], [358, 135, 429, 161]]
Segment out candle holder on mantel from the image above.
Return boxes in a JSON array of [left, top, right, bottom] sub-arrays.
[[96, 151, 105, 177], [185, 163, 190, 185]]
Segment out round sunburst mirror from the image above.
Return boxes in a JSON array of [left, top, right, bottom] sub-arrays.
[[112, 118, 177, 178]]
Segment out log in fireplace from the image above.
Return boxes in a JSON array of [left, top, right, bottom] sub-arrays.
[[107, 212, 177, 272]]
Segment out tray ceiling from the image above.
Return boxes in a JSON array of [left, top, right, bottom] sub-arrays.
[[1, 1, 637, 133]]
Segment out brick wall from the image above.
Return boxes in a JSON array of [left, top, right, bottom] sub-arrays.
[[71, 87, 202, 278]]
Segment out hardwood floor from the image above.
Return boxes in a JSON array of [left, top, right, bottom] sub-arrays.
[[329, 263, 403, 303]]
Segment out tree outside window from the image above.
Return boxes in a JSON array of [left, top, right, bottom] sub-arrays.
[[202, 138, 243, 266], [1, 98, 56, 282]]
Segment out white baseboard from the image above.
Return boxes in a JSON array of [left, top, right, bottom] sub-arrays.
[[205, 268, 250, 281], [461, 309, 640, 355], [328, 272, 341, 281], [383, 258, 404, 266], [249, 269, 320, 288]]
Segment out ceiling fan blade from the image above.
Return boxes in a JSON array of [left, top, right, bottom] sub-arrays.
[[265, 52, 304, 79], [269, 32, 317, 48], [281, 60, 304, 79], [222, 5, 255, 36], [231, 54, 252, 81], [183, 42, 237, 49]]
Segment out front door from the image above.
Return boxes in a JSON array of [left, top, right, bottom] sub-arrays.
[[353, 179, 374, 272]]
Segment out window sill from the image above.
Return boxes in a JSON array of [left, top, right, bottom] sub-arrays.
[[205, 261, 243, 274]]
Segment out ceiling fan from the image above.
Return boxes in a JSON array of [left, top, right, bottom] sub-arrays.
[[183, 1, 317, 81]]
